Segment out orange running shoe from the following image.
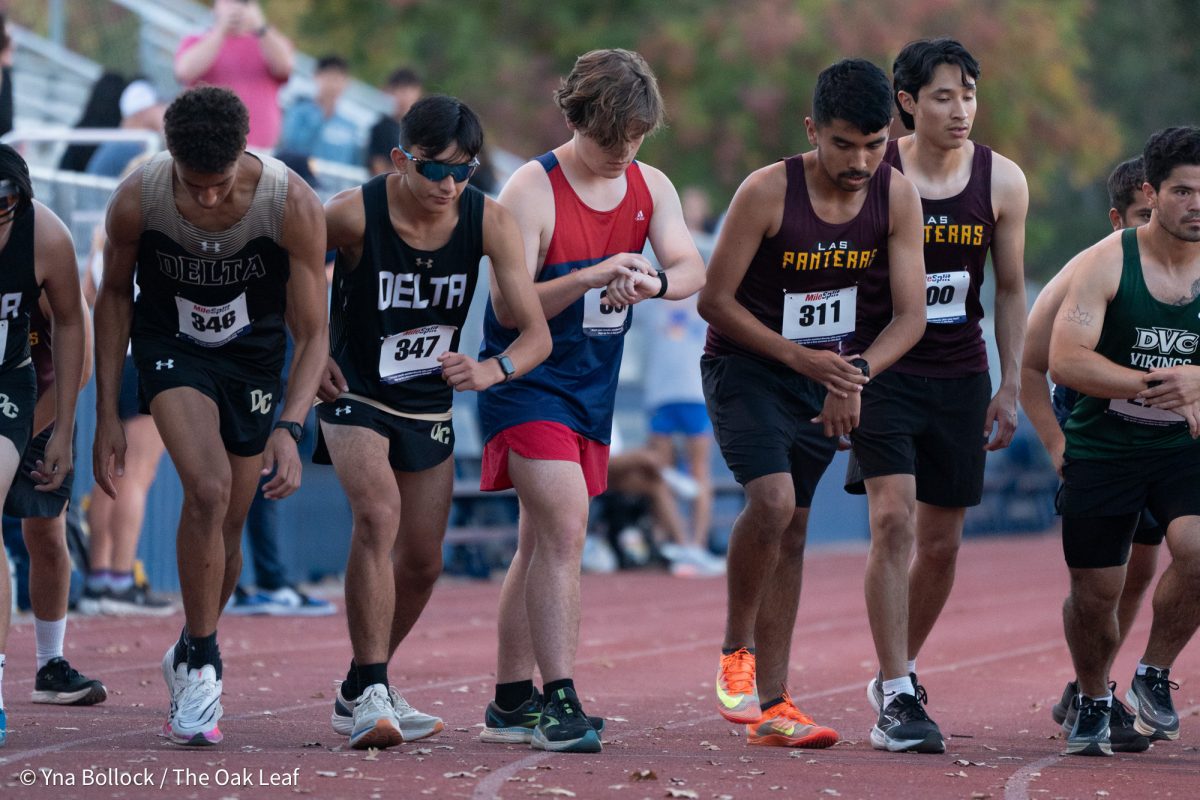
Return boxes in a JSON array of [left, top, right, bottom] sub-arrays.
[[716, 648, 760, 723], [746, 692, 839, 748]]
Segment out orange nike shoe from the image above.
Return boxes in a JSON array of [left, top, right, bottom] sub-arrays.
[[715, 648, 760, 724], [746, 693, 839, 748]]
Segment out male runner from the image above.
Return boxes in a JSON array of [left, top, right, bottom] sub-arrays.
[[477, 48, 704, 754], [319, 95, 549, 750], [0, 144, 87, 746], [703, 58, 925, 749], [844, 39, 1028, 753], [93, 86, 328, 746], [1049, 126, 1200, 755], [1021, 156, 1154, 752]]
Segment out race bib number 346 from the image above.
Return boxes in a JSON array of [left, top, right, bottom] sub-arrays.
[[782, 286, 856, 345], [175, 294, 251, 347], [379, 324, 455, 384]]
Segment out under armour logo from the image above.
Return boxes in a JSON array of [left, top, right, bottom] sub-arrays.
[[415, 257, 434, 270], [334, 405, 351, 416], [250, 389, 273, 415], [635, 210, 645, 221], [199, 241, 221, 253], [155, 359, 174, 370], [0, 393, 17, 419]]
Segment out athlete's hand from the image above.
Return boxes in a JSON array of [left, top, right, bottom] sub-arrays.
[[92, 416, 127, 499], [791, 349, 868, 397], [580, 253, 653, 290], [317, 358, 349, 403], [439, 351, 503, 392], [1048, 439, 1065, 478], [812, 391, 860, 438], [261, 433, 302, 499], [32, 428, 73, 493], [607, 270, 663, 307], [983, 386, 1019, 452], [1138, 366, 1200, 410]]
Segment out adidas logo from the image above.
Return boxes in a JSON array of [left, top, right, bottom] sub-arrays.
[[635, 210, 645, 221]]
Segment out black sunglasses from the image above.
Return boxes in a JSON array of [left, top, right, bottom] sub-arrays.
[[0, 180, 20, 219], [399, 147, 479, 183]]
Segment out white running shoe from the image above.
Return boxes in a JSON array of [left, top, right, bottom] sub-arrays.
[[390, 686, 444, 741], [160, 645, 188, 739], [349, 683, 402, 750], [170, 664, 223, 746]]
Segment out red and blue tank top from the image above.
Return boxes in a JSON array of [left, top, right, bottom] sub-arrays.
[[705, 154, 892, 361], [847, 139, 994, 376], [478, 151, 652, 445]]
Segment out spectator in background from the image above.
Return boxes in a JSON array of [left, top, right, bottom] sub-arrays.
[[84, 80, 167, 178], [0, 15, 13, 137], [58, 73, 127, 173], [680, 186, 717, 235], [365, 67, 421, 176], [278, 55, 358, 166], [174, 0, 293, 150]]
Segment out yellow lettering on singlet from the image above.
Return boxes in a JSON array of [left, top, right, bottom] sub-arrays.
[[782, 251, 795, 270]]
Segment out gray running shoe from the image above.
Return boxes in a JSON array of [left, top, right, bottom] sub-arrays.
[[1126, 667, 1180, 740], [1066, 695, 1112, 757]]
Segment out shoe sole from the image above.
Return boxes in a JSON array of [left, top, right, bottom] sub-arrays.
[[170, 726, 223, 746], [1125, 689, 1180, 740], [479, 727, 534, 744], [531, 728, 602, 753], [748, 729, 839, 748], [31, 683, 108, 705], [350, 718, 403, 750], [1111, 735, 1151, 753], [1066, 739, 1113, 756], [100, 599, 176, 617], [75, 598, 103, 615], [869, 726, 945, 754], [399, 719, 444, 741]]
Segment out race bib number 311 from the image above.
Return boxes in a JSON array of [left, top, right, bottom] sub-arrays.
[[782, 286, 856, 345], [175, 293, 251, 347], [379, 324, 455, 384], [925, 270, 970, 324]]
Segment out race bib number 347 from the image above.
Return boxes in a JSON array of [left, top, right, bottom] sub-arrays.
[[782, 286, 856, 345], [175, 294, 251, 347], [379, 324, 455, 384]]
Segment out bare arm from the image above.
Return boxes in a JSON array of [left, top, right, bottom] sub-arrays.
[[858, 173, 926, 373], [31, 292, 93, 438], [1019, 262, 1076, 472], [641, 164, 705, 299], [174, 28, 229, 85], [243, 2, 293, 79], [696, 163, 867, 397]]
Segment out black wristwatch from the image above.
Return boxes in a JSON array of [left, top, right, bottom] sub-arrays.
[[653, 268, 669, 299], [492, 354, 516, 383], [273, 420, 303, 442], [849, 357, 871, 378]]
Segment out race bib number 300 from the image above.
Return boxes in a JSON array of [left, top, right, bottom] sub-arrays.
[[379, 324, 455, 384], [782, 286, 856, 345], [925, 270, 970, 324], [175, 294, 251, 347], [582, 287, 629, 337]]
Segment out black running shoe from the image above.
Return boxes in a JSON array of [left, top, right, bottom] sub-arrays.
[[1066, 695, 1112, 756], [870, 692, 945, 753], [1108, 691, 1151, 753], [31, 658, 108, 705], [867, 671, 925, 714], [481, 690, 605, 744], [1051, 680, 1076, 725], [1126, 667, 1179, 741], [531, 687, 602, 753]]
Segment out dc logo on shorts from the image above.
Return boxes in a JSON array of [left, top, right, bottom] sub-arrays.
[[249, 389, 273, 415], [0, 393, 17, 419], [430, 422, 450, 444]]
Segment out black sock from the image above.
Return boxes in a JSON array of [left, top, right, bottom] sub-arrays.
[[760, 696, 784, 713], [186, 632, 222, 680], [356, 662, 388, 694], [543, 678, 575, 699], [495, 680, 535, 711], [721, 646, 755, 655], [341, 661, 360, 699], [172, 627, 189, 669]]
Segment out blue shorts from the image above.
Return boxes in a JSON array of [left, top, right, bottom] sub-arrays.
[[649, 402, 712, 437]]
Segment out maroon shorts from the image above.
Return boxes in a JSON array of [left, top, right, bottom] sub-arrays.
[[481, 421, 610, 497]]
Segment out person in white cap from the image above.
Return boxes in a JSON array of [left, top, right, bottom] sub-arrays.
[[85, 80, 167, 178]]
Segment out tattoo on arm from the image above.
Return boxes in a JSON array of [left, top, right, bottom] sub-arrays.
[[1063, 304, 1093, 326]]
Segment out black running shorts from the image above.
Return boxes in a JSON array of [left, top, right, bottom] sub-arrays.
[[1058, 447, 1200, 568], [701, 353, 836, 508], [135, 348, 281, 458], [847, 370, 990, 507], [4, 425, 74, 519], [314, 397, 454, 473], [0, 363, 37, 459]]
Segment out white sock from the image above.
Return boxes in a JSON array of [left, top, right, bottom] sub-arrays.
[[0, 654, 6, 709], [1136, 661, 1149, 676], [34, 616, 66, 669], [110, 572, 135, 592], [1083, 692, 1112, 706], [906, 659, 918, 676], [882, 675, 915, 705]]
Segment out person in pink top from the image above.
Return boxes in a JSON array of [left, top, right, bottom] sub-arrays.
[[174, 0, 294, 150]]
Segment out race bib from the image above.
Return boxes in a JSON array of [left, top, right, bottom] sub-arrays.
[[0, 319, 8, 360], [582, 287, 629, 337], [925, 271, 970, 324], [175, 294, 251, 347], [782, 286, 857, 345], [1107, 397, 1186, 427], [379, 324, 455, 384]]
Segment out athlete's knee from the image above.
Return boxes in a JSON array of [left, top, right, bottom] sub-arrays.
[[182, 475, 232, 517], [351, 501, 402, 551], [1068, 570, 1124, 610], [743, 483, 795, 531], [916, 532, 961, 569], [396, 550, 443, 590], [869, 505, 914, 558]]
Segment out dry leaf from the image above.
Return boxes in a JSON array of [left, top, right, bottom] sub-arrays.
[[665, 791, 699, 799], [315, 771, 338, 778], [538, 789, 576, 797], [821, 790, 841, 797], [362, 749, 379, 761], [443, 771, 476, 779], [630, 769, 658, 782]]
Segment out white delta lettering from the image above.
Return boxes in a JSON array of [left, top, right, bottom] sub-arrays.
[[0, 292, 21, 318], [1135, 326, 1199, 356], [378, 272, 468, 311], [157, 252, 267, 285]]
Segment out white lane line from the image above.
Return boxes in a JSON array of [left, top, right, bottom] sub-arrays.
[[470, 752, 550, 800]]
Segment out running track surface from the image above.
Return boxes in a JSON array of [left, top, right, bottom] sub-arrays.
[[1, 531, 1197, 800]]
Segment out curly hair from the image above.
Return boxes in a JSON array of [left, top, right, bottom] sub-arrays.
[[813, 59, 893, 136], [1143, 126, 1200, 191], [163, 86, 249, 173], [554, 49, 664, 151]]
